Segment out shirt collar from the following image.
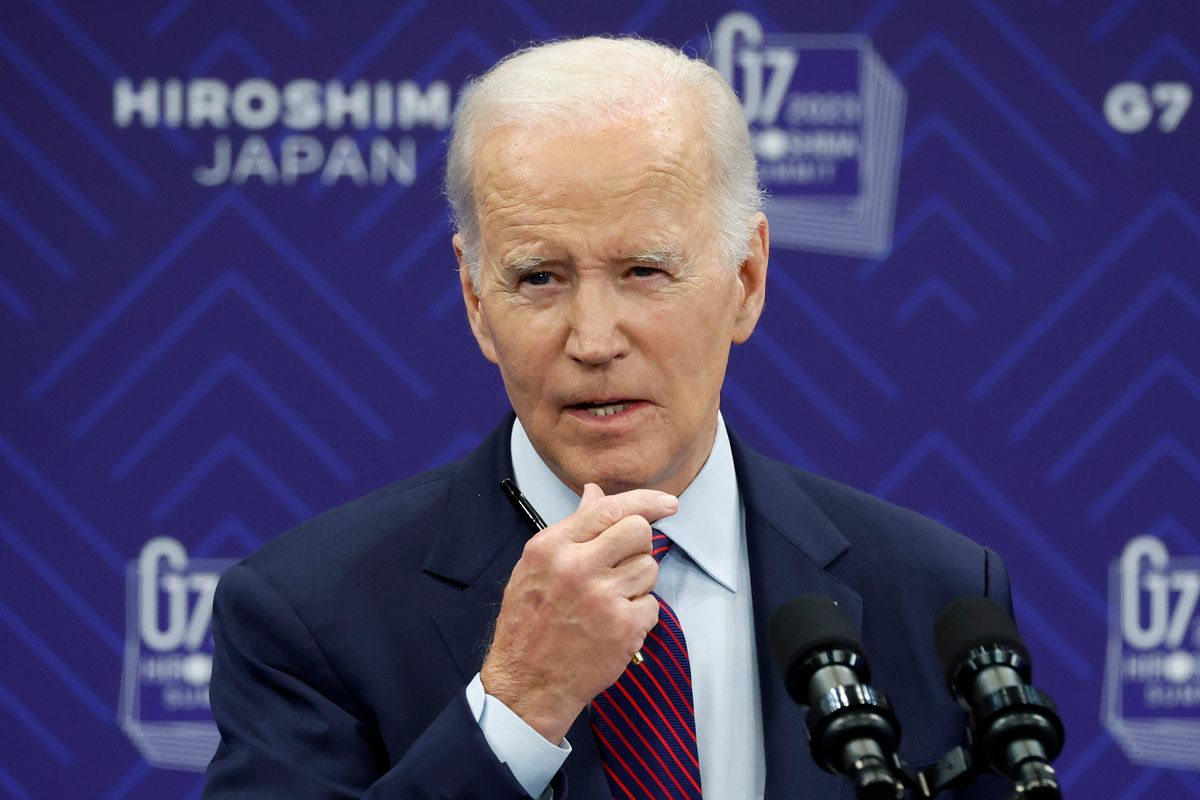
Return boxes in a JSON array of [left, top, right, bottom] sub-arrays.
[[509, 413, 742, 593]]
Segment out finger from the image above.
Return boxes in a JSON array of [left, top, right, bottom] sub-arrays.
[[563, 488, 678, 543], [587, 514, 652, 565], [608, 553, 658, 598], [631, 593, 662, 636]]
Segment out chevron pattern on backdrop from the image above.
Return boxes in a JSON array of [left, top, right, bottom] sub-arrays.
[[1, 1, 1198, 797]]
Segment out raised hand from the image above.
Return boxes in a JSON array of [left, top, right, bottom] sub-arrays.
[[480, 483, 678, 742]]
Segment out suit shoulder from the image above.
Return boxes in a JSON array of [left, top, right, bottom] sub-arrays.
[[239, 460, 458, 593], [766, 457, 997, 587], [749, 454, 1011, 615], [794, 466, 965, 544]]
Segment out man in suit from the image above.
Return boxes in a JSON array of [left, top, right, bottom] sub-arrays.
[[204, 37, 1012, 799]]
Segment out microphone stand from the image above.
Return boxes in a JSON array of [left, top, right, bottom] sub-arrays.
[[882, 743, 1062, 800]]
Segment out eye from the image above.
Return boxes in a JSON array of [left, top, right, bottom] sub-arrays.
[[629, 265, 661, 278], [522, 271, 554, 286]]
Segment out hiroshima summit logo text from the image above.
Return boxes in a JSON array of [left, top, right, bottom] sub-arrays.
[[1103, 534, 1200, 770], [710, 11, 906, 257], [112, 77, 456, 187], [120, 537, 235, 771]]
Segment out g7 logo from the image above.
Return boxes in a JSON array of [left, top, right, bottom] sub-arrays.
[[1104, 82, 1192, 133], [1121, 535, 1200, 650], [138, 537, 220, 653], [712, 12, 798, 127]]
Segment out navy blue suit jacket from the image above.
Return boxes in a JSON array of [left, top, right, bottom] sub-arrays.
[[203, 417, 1013, 798]]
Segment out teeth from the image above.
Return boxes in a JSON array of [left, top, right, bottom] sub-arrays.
[[586, 403, 627, 417]]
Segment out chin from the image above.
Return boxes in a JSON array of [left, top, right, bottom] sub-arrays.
[[591, 474, 652, 495], [552, 451, 653, 494], [581, 460, 671, 495]]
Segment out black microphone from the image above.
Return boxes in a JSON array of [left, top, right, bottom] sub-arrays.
[[933, 597, 1065, 799], [768, 595, 904, 800]]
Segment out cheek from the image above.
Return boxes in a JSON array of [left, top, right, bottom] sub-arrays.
[[482, 301, 534, 356], [491, 326, 556, 399], [663, 289, 738, 350], [654, 297, 736, 393], [655, 321, 725, 385]]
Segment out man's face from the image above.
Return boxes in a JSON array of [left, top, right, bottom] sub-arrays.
[[456, 101, 768, 496]]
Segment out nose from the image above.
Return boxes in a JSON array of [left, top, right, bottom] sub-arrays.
[[564, 282, 630, 366]]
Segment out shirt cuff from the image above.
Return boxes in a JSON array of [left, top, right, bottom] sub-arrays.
[[466, 673, 572, 798]]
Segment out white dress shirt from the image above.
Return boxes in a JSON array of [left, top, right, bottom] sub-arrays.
[[467, 414, 766, 798]]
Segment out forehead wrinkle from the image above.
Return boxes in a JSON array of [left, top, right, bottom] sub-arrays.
[[473, 105, 717, 274], [478, 118, 709, 215]]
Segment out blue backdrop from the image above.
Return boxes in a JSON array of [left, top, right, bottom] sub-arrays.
[[2, 1, 1199, 798]]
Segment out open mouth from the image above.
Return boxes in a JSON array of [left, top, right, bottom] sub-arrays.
[[571, 400, 635, 417]]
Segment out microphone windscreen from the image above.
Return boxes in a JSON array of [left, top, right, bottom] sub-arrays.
[[933, 596, 1029, 682], [768, 595, 863, 702]]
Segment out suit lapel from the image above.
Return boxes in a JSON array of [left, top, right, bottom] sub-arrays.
[[423, 415, 526, 681], [731, 432, 862, 799], [420, 415, 609, 798], [421, 420, 864, 799]]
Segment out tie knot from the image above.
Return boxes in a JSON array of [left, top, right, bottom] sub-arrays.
[[651, 529, 672, 563]]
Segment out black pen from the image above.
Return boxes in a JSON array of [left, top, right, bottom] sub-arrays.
[[500, 478, 547, 532], [498, 477, 645, 666]]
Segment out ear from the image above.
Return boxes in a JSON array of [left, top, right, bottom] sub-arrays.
[[454, 233, 499, 364], [731, 212, 769, 344]]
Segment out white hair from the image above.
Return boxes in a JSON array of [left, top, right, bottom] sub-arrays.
[[445, 36, 764, 289]]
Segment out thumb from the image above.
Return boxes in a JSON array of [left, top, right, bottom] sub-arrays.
[[580, 482, 604, 504], [558, 483, 607, 543]]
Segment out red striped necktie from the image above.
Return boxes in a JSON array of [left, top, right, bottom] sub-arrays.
[[589, 531, 702, 799]]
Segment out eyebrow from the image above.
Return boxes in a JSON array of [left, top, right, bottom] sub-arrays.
[[498, 246, 683, 275], [499, 252, 550, 275], [624, 246, 681, 265]]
